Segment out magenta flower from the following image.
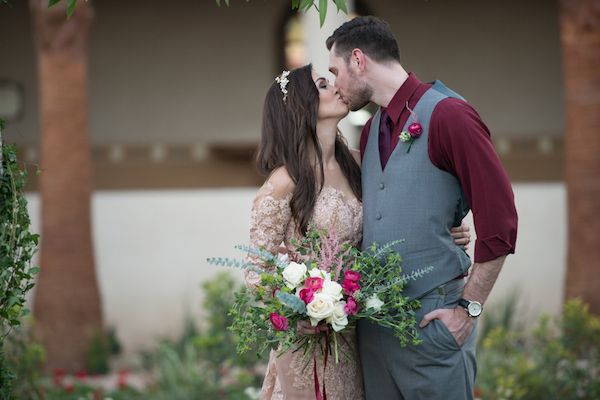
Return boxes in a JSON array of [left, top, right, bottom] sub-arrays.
[[408, 122, 422, 137], [342, 279, 360, 295], [299, 288, 315, 304], [304, 277, 324, 291], [345, 296, 359, 315], [344, 270, 361, 282], [269, 313, 289, 331]]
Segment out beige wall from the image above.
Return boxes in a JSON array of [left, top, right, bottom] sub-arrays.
[[1, 0, 564, 148], [367, 0, 565, 137], [1, 0, 285, 145], [24, 183, 566, 354]]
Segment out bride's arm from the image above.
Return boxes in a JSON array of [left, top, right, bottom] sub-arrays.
[[245, 167, 295, 287]]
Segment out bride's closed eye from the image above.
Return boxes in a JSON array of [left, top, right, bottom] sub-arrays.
[[315, 77, 328, 90]]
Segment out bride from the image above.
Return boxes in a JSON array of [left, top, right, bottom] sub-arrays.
[[246, 64, 471, 399]]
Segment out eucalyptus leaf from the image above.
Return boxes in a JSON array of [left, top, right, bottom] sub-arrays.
[[276, 291, 307, 313]]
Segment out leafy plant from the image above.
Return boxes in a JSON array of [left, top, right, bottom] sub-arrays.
[[3, 321, 45, 400], [0, 119, 41, 398], [476, 298, 600, 400], [144, 272, 265, 399]]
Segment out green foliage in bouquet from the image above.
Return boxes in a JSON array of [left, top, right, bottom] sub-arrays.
[[212, 227, 431, 363], [349, 240, 426, 347], [476, 298, 600, 400]]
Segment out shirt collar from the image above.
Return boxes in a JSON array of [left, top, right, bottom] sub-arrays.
[[385, 72, 422, 125]]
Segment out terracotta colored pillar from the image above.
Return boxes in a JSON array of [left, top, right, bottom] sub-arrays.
[[560, 0, 600, 314], [31, 0, 103, 371]]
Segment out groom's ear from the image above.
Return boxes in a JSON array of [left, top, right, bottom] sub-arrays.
[[350, 49, 367, 73]]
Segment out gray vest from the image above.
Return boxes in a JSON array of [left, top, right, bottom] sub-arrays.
[[361, 81, 472, 299]]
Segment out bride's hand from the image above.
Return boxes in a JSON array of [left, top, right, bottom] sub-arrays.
[[451, 222, 471, 250], [297, 320, 327, 335]]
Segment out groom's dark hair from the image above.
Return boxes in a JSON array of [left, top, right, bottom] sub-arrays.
[[326, 16, 400, 64]]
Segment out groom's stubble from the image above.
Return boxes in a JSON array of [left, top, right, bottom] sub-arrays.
[[344, 67, 373, 111]]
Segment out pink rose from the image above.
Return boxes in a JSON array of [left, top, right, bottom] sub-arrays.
[[269, 313, 289, 331], [408, 122, 422, 137], [344, 296, 359, 315], [299, 288, 315, 304], [244, 270, 262, 289], [342, 279, 360, 295], [344, 270, 361, 283], [304, 277, 324, 291]]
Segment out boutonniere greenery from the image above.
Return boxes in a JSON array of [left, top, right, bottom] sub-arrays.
[[399, 102, 423, 153]]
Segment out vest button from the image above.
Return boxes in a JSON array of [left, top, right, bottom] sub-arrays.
[[376, 212, 382, 220], [379, 182, 385, 190]]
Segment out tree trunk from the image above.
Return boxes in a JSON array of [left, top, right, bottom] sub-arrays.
[[31, 0, 103, 371], [560, 0, 600, 314]]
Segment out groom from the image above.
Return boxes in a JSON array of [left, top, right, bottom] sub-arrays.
[[327, 16, 518, 399]]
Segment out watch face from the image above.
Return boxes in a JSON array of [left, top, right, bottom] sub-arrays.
[[468, 302, 482, 317]]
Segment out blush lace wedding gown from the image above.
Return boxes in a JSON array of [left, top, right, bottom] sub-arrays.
[[247, 181, 365, 400]]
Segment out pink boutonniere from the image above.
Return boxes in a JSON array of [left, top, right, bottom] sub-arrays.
[[399, 102, 422, 153]]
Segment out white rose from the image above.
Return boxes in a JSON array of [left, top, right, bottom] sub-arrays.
[[321, 279, 343, 301], [309, 267, 331, 281], [282, 262, 307, 289], [306, 293, 335, 326], [277, 253, 289, 264], [327, 301, 348, 332], [366, 294, 384, 311]]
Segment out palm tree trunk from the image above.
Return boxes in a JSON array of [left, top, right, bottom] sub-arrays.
[[560, 0, 600, 314], [30, 0, 103, 371]]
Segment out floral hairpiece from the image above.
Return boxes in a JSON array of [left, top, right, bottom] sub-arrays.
[[275, 70, 290, 101]]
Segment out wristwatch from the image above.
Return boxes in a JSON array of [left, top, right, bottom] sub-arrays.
[[458, 298, 483, 318]]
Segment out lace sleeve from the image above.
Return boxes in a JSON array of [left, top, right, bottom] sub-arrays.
[[244, 180, 293, 287]]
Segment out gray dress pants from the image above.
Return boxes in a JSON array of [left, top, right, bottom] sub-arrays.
[[358, 278, 477, 400]]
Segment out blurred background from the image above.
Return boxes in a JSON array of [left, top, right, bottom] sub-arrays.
[[0, 0, 598, 398]]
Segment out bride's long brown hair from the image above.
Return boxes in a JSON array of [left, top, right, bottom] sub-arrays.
[[256, 64, 361, 234]]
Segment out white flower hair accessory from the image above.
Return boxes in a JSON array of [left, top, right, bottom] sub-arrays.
[[275, 70, 291, 101]]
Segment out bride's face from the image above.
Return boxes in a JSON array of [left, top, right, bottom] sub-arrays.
[[312, 70, 349, 120]]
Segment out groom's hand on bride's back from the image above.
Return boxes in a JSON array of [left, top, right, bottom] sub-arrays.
[[451, 222, 471, 251]]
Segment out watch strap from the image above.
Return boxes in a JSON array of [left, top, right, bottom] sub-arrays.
[[458, 298, 470, 309]]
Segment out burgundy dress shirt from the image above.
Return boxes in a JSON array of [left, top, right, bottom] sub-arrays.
[[359, 73, 518, 264]]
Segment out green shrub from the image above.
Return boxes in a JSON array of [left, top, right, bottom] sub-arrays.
[[477, 298, 600, 400]]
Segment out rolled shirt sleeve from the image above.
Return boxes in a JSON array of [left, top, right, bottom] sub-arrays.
[[428, 98, 518, 263]]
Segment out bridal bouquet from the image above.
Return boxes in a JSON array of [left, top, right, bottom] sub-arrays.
[[207, 228, 433, 362]]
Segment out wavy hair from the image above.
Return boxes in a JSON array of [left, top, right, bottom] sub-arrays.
[[256, 64, 361, 234]]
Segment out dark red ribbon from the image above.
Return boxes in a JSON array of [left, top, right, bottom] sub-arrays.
[[313, 332, 329, 400]]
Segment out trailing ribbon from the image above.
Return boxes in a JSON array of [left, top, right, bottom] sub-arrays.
[[313, 332, 329, 400]]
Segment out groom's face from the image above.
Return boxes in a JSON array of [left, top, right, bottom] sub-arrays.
[[328, 47, 372, 111]]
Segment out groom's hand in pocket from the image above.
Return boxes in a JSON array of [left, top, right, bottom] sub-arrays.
[[419, 307, 475, 347]]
